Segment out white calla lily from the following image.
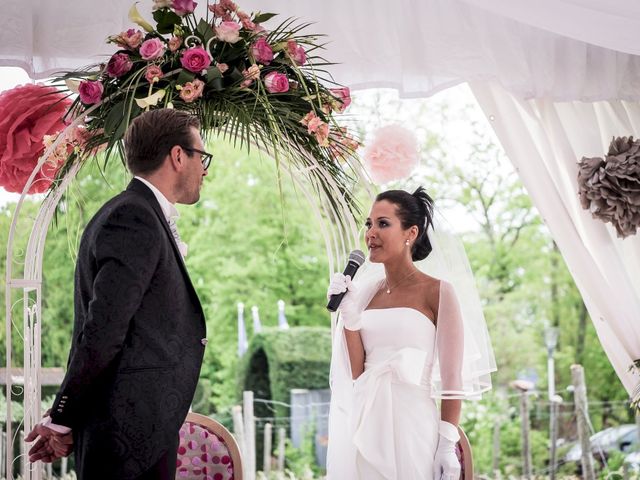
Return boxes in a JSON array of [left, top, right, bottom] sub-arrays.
[[135, 89, 166, 110], [128, 2, 155, 33]]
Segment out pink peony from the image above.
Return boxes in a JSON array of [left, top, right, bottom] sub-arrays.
[[215, 21, 241, 43], [287, 40, 306, 66], [263, 72, 289, 93], [139, 38, 166, 60], [106, 53, 133, 78], [168, 36, 183, 52], [179, 79, 205, 102], [251, 37, 273, 65], [329, 87, 351, 113], [145, 65, 164, 83], [180, 47, 212, 73], [171, 0, 197, 16], [78, 80, 104, 105], [363, 125, 420, 184], [0, 84, 72, 194]]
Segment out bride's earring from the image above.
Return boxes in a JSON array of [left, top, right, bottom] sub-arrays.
[[405, 239, 410, 246]]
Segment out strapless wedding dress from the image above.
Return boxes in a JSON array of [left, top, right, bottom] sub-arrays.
[[349, 307, 439, 480]]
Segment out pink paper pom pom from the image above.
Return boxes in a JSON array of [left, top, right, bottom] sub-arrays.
[[363, 125, 420, 184]]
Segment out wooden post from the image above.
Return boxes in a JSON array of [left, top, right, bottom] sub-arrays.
[[232, 405, 247, 462], [571, 364, 595, 480], [277, 427, 286, 472], [519, 391, 532, 479], [492, 418, 501, 475], [262, 422, 272, 475], [243, 390, 256, 480]]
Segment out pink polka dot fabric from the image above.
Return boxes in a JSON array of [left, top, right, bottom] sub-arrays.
[[176, 421, 235, 480]]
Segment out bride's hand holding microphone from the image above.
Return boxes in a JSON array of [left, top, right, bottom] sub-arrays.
[[326, 249, 366, 331]]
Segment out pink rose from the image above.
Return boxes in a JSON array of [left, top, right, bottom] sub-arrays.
[[168, 36, 182, 52], [139, 38, 166, 60], [78, 80, 104, 105], [287, 40, 306, 66], [110, 29, 144, 50], [0, 84, 72, 194], [215, 21, 241, 43], [330, 87, 351, 113], [251, 37, 273, 65], [180, 47, 212, 73], [171, 0, 197, 16], [145, 65, 164, 83], [106, 53, 133, 78], [179, 79, 205, 103], [216, 62, 229, 74], [263, 72, 289, 93]]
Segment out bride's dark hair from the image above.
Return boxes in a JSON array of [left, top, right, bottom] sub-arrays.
[[375, 186, 435, 261]]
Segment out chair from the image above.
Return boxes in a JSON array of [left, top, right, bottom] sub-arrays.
[[456, 426, 474, 479], [176, 412, 244, 480]]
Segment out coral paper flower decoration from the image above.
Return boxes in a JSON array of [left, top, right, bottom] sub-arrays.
[[0, 84, 71, 194]]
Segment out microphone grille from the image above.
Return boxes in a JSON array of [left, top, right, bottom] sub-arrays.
[[348, 249, 366, 266]]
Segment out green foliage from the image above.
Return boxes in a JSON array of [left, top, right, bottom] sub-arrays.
[[239, 326, 331, 419]]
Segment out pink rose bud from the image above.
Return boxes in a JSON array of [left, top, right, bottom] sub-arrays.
[[263, 71, 289, 94], [78, 80, 104, 105], [168, 36, 183, 52], [106, 53, 133, 78], [180, 46, 212, 73], [140, 38, 166, 60], [287, 40, 306, 66], [171, 0, 198, 16], [216, 63, 229, 74], [145, 65, 164, 83], [215, 21, 241, 44], [251, 37, 274, 65], [330, 87, 352, 113]]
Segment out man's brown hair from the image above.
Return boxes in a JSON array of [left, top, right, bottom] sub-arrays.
[[124, 109, 201, 175]]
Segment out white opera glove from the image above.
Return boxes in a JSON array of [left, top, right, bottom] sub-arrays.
[[326, 273, 362, 331], [433, 420, 461, 480]]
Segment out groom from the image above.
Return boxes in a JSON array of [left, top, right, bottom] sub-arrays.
[[26, 108, 210, 479]]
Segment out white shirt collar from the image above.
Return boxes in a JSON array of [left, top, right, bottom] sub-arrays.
[[134, 176, 179, 221]]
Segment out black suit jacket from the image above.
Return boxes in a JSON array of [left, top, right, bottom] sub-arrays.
[[50, 179, 206, 479]]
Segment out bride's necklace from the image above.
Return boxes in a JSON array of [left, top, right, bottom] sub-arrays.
[[384, 269, 419, 294]]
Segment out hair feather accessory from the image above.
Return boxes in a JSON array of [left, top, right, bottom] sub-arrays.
[[363, 124, 420, 184]]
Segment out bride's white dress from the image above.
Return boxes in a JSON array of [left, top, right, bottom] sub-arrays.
[[350, 307, 439, 480]]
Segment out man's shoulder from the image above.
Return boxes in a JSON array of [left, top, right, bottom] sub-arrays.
[[88, 188, 158, 231]]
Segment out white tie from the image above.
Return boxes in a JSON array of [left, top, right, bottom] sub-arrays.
[[167, 217, 188, 258]]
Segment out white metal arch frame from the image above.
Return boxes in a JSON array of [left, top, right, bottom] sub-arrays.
[[4, 109, 371, 479]]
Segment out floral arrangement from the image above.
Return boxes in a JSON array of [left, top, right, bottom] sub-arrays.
[[363, 124, 420, 184], [577, 136, 640, 238], [50, 0, 360, 219]]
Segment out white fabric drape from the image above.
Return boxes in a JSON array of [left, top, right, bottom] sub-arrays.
[[2, 0, 640, 101], [470, 81, 640, 394], [460, 0, 640, 56]]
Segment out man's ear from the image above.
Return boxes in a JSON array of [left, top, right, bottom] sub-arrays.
[[168, 145, 184, 171]]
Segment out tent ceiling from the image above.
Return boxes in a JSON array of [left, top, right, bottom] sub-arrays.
[[2, 0, 640, 100]]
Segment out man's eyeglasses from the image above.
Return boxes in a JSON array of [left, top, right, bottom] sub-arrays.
[[182, 147, 212, 170]]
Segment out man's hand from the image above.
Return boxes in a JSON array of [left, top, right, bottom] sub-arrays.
[[25, 423, 73, 463]]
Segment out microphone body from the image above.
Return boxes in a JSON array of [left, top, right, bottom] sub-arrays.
[[326, 250, 365, 312]]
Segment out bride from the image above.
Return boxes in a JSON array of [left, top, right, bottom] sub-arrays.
[[326, 187, 495, 480]]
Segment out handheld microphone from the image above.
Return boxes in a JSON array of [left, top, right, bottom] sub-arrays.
[[326, 249, 366, 312]]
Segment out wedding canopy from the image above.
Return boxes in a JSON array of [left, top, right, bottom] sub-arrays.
[[2, 0, 640, 397]]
